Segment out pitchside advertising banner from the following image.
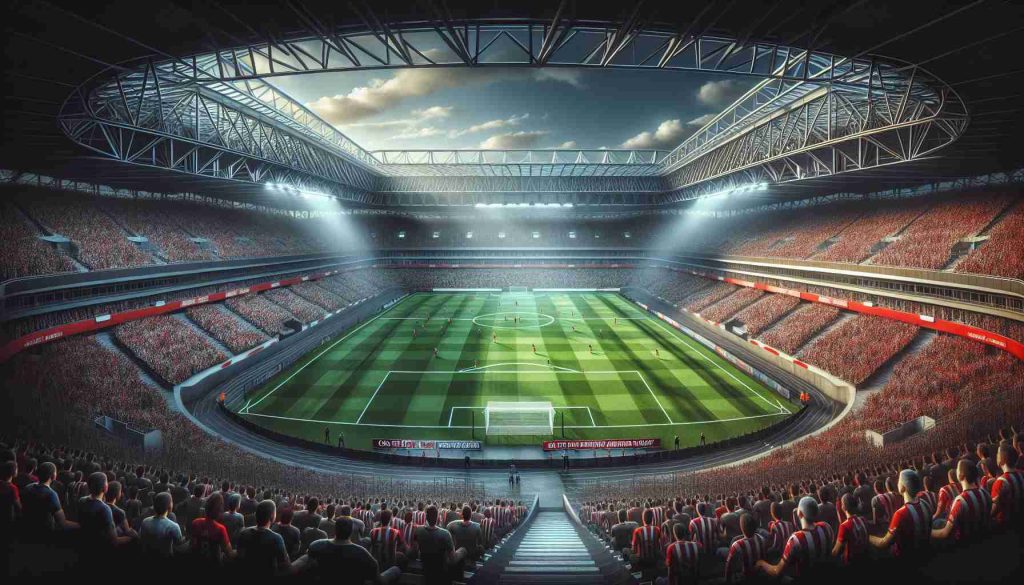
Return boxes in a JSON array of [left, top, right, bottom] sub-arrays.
[[372, 439, 482, 450], [542, 439, 661, 451]]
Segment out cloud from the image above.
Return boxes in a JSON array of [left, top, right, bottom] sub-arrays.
[[555, 140, 578, 149], [411, 105, 452, 120], [621, 119, 688, 149], [307, 63, 583, 126], [448, 113, 529, 137], [479, 130, 549, 149], [697, 79, 748, 106], [532, 68, 585, 88], [388, 126, 446, 140], [687, 113, 716, 127]]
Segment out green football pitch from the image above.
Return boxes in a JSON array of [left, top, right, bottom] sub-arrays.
[[235, 292, 797, 450]]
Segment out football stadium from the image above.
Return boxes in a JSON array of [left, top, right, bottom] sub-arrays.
[[1, 0, 1023, 582]]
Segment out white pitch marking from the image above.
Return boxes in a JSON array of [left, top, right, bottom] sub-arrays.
[[649, 318, 792, 415], [635, 371, 674, 424], [242, 298, 407, 413], [355, 371, 391, 424]]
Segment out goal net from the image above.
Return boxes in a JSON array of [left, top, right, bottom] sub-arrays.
[[507, 286, 529, 294], [484, 401, 554, 435]]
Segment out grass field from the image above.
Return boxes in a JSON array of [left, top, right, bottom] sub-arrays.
[[236, 292, 797, 450]]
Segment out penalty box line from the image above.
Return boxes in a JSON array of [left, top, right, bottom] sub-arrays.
[[355, 366, 673, 427]]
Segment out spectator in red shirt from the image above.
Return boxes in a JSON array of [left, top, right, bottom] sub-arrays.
[[724, 513, 766, 582], [933, 459, 992, 544], [871, 469, 930, 558], [0, 460, 21, 543], [631, 508, 662, 575], [991, 442, 1023, 529], [757, 497, 833, 578], [661, 522, 700, 585], [832, 493, 868, 565], [190, 492, 234, 566]]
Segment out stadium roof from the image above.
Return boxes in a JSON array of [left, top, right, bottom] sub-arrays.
[[3, 0, 1023, 211]]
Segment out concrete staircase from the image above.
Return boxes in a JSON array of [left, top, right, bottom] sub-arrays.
[[497, 511, 603, 584]]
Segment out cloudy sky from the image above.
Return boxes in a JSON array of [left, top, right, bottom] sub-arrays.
[[267, 66, 755, 152]]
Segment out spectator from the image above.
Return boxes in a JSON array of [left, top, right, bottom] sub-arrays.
[[724, 513, 766, 582], [221, 492, 245, 546], [140, 492, 185, 558], [236, 500, 291, 576], [661, 522, 700, 585], [300, 516, 399, 584], [20, 462, 76, 541], [610, 508, 638, 554], [190, 492, 234, 566], [271, 505, 301, 560], [372, 508, 408, 570], [757, 497, 833, 578], [871, 469, 930, 558], [446, 505, 482, 562], [932, 459, 992, 543], [832, 493, 868, 566], [991, 442, 1024, 529], [415, 505, 465, 585]]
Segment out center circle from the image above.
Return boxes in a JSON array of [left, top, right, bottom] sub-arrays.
[[472, 312, 556, 329]]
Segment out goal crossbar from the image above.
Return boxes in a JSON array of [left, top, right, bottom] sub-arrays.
[[484, 401, 553, 435]]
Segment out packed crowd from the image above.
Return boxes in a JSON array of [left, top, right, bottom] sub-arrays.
[[263, 289, 328, 324], [954, 201, 1024, 278], [185, 305, 269, 355], [577, 409, 1024, 582], [0, 437, 517, 579], [758, 304, 843, 356], [4, 184, 1023, 282], [682, 283, 740, 314], [869, 193, 1013, 270], [225, 294, 300, 336], [114, 315, 228, 386], [104, 199, 212, 263], [731, 207, 860, 260], [812, 204, 923, 263], [19, 195, 153, 271], [700, 288, 765, 324], [797, 315, 920, 386], [730, 294, 802, 337], [289, 282, 348, 312], [0, 202, 76, 281], [858, 335, 1024, 433]]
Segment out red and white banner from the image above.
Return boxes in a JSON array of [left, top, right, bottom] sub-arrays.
[[372, 439, 482, 450], [542, 438, 661, 451]]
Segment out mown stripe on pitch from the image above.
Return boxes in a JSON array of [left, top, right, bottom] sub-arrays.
[[580, 294, 666, 426], [302, 294, 434, 422], [395, 293, 479, 426], [537, 293, 598, 425], [634, 317, 767, 418], [591, 294, 718, 424]]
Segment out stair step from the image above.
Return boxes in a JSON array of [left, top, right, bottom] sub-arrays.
[[505, 566, 600, 574]]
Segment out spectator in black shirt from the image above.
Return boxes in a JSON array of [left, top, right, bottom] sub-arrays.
[[237, 500, 291, 576], [298, 516, 400, 584]]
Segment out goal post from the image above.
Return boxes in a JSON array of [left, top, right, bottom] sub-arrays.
[[484, 401, 554, 435], [507, 285, 529, 294]]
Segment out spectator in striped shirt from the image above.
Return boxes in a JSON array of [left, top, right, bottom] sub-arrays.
[[933, 459, 993, 543], [871, 477, 900, 527], [724, 513, 766, 582], [659, 522, 700, 585], [757, 497, 834, 578], [689, 502, 723, 553], [934, 468, 961, 522], [479, 508, 496, 549], [766, 501, 795, 555], [370, 509, 406, 571], [918, 475, 938, 515], [832, 494, 868, 565], [631, 508, 663, 574], [991, 442, 1023, 529], [871, 469, 930, 558]]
